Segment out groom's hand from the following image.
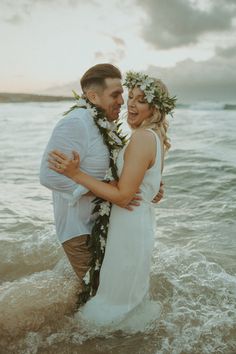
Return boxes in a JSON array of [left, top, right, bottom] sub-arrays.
[[125, 189, 142, 211], [152, 181, 164, 204], [125, 191, 142, 211], [108, 181, 142, 211]]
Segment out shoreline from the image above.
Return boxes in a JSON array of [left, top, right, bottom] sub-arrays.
[[0, 92, 73, 103]]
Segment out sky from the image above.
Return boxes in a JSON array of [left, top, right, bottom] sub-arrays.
[[1, 0, 236, 102]]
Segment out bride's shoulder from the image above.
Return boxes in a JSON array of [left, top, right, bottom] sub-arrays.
[[126, 129, 156, 157], [130, 128, 155, 144]]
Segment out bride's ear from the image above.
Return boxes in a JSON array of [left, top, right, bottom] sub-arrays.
[[149, 105, 156, 118]]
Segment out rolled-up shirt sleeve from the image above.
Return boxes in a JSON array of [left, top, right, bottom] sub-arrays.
[[40, 110, 89, 200]]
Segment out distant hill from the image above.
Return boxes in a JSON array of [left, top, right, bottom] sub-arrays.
[[1, 92, 235, 111], [0, 93, 73, 103], [224, 104, 236, 110]]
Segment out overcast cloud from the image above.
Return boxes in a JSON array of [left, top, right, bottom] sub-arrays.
[[1, 0, 90, 23], [1, 0, 236, 101], [137, 0, 236, 49], [147, 45, 236, 102]]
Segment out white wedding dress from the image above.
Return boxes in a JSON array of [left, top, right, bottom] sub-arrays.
[[80, 129, 162, 326]]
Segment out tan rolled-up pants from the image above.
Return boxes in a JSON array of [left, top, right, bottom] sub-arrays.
[[62, 235, 93, 282]]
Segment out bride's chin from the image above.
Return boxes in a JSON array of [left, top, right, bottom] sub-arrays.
[[127, 121, 137, 129], [127, 118, 137, 129]]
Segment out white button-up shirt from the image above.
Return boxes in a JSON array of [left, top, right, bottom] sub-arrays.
[[40, 108, 109, 243]]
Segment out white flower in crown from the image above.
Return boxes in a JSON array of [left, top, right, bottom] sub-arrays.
[[140, 77, 154, 91], [83, 269, 90, 285], [108, 131, 123, 145], [95, 259, 100, 270], [100, 201, 111, 216], [145, 91, 155, 103], [99, 235, 106, 252]]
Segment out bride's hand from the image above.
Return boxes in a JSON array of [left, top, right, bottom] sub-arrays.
[[48, 150, 80, 179]]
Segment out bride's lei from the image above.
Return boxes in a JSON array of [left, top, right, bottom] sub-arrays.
[[64, 91, 127, 306]]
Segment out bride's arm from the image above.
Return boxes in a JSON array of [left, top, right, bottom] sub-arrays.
[[49, 130, 156, 208]]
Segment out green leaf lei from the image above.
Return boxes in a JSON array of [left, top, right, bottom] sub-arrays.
[[64, 91, 127, 306]]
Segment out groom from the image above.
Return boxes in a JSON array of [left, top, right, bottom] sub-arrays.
[[40, 63, 163, 287]]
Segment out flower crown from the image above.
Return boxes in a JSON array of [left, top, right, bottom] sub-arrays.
[[124, 71, 177, 115]]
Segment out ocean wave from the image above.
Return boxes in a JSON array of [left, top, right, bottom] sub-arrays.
[[1, 95, 236, 354], [0, 229, 61, 282], [177, 102, 236, 111], [0, 243, 235, 354]]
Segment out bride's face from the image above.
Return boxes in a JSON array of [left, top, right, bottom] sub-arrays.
[[127, 87, 154, 129]]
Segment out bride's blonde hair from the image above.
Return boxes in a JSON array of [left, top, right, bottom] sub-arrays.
[[140, 79, 171, 153]]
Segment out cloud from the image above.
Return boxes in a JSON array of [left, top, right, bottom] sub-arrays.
[[0, 0, 94, 24], [136, 0, 236, 49], [94, 51, 104, 59], [4, 14, 23, 25], [215, 45, 236, 58], [94, 34, 125, 63], [34, 0, 99, 6], [43, 44, 236, 102], [1, 0, 88, 6], [94, 49, 125, 63], [111, 36, 125, 47], [146, 48, 236, 102]]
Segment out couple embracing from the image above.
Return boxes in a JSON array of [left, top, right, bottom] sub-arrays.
[[40, 63, 176, 326]]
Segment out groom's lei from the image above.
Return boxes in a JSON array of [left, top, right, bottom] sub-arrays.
[[64, 91, 127, 306]]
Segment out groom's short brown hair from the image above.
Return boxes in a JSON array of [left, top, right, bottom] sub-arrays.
[[80, 63, 122, 93]]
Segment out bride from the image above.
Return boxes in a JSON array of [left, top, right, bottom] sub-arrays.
[[48, 71, 176, 325]]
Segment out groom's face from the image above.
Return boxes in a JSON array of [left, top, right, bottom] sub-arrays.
[[95, 78, 124, 121]]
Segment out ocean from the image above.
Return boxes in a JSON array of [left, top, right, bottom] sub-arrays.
[[0, 101, 236, 354]]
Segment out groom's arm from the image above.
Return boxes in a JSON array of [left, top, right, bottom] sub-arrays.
[[108, 180, 142, 210], [40, 113, 89, 199]]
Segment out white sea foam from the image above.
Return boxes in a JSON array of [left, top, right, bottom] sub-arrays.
[[0, 242, 235, 353]]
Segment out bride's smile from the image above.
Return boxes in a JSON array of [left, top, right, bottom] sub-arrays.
[[127, 86, 154, 128]]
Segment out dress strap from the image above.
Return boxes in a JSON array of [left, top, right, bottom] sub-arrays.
[[145, 129, 163, 172]]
